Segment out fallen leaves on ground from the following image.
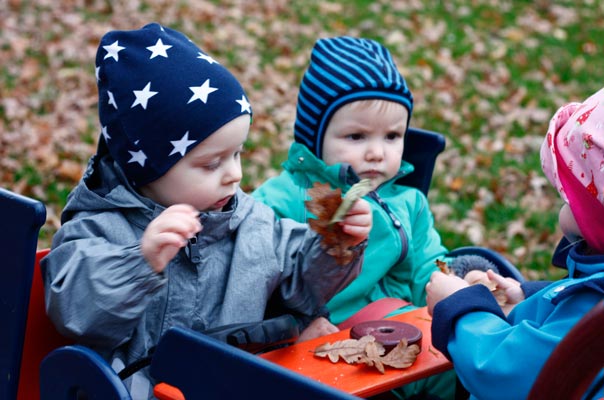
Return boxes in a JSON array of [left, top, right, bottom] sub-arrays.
[[2, 1, 601, 279]]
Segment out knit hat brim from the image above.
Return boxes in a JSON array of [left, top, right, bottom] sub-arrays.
[[294, 36, 413, 159]]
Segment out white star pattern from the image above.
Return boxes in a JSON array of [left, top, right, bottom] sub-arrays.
[[131, 82, 158, 109], [107, 91, 118, 109], [147, 39, 172, 59], [188, 79, 218, 104], [103, 40, 125, 62], [101, 126, 111, 141], [97, 26, 252, 183], [197, 52, 218, 64], [236, 95, 251, 113], [169, 131, 197, 156], [128, 150, 147, 167]]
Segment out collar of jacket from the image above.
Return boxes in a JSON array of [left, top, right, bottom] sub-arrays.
[[545, 243, 604, 305], [566, 242, 604, 277], [282, 142, 415, 190]]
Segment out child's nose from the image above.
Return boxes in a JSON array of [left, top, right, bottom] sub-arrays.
[[365, 142, 385, 161], [223, 158, 242, 184]]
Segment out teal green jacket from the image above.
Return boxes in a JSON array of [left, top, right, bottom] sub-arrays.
[[253, 143, 448, 324]]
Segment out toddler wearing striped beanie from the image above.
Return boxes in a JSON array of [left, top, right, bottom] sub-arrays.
[[254, 36, 457, 400]]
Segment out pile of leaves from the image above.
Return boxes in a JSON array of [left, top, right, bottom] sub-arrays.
[[314, 335, 420, 374]]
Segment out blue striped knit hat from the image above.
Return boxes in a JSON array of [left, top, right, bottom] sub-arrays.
[[294, 36, 413, 158], [96, 23, 252, 187]]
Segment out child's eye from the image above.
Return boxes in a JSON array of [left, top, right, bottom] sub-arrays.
[[203, 161, 221, 171], [386, 132, 403, 141], [345, 133, 364, 141]]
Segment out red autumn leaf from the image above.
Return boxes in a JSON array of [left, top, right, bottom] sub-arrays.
[[304, 182, 358, 266]]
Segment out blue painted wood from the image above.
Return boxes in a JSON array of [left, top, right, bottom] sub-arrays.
[[150, 326, 360, 400], [40, 346, 131, 400], [0, 188, 46, 400]]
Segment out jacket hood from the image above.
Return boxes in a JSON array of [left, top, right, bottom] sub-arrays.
[[61, 154, 155, 225]]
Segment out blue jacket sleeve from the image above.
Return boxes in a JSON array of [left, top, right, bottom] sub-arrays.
[[431, 284, 505, 360], [521, 280, 551, 298], [433, 283, 602, 400]]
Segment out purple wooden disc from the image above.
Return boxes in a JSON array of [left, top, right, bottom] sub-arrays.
[[350, 320, 422, 351]]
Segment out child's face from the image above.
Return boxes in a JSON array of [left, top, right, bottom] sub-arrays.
[[322, 100, 408, 190], [139, 115, 250, 212]]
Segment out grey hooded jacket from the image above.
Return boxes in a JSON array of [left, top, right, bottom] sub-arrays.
[[42, 155, 363, 398]]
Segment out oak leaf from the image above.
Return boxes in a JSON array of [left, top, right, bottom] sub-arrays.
[[379, 339, 421, 369], [314, 335, 378, 363], [314, 335, 419, 374]]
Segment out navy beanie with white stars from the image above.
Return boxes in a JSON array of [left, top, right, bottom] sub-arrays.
[[294, 36, 413, 159], [96, 23, 252, 187]]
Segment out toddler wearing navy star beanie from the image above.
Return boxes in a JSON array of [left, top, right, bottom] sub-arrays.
[[96, 22, 252, 187], [43, 24, 373, 400]]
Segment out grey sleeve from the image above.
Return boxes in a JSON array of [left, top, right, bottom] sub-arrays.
[[271, 217, 364, 321], [41, 213, 166, 348]]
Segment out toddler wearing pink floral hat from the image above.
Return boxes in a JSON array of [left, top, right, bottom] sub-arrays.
[[426, 88, 604, 399], [541, 87, 604, 253]]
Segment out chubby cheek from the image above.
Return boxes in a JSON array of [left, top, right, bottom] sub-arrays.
[[559, 204, 582, 241], [162, 177, 215, 210], [323, 146, 351, 167]]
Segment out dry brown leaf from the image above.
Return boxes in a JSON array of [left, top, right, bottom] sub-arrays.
[[314, 335, 378, 364], [435, 259, 450, 274], [305, 182, 358, 266], [380, 339, 421, 369], [314, 335, 419, 374]]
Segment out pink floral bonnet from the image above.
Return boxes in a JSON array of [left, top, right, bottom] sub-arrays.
[[540, 87, 604, 252]]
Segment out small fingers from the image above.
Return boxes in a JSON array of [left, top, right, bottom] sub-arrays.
[[346, 198, 371, 216], [340, 223, 371, 239], [340, 199, 372, 242], [142, 232, 188, 273], [487, 269, 519, 289], [149, 205, 202, 239]]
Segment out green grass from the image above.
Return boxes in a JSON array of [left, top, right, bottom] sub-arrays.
[[3, 0, 604, 278]]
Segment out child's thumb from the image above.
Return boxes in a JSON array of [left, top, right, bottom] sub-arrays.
[[487, 269, 513, 289]]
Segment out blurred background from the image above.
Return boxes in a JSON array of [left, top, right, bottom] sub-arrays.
[[2, 0, 603, 279]]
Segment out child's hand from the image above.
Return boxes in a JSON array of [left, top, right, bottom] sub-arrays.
[[339, 198, 372, 246], [426, 271, 470, 315], [297, 317, 339, 342], [486, 269, 524, 315], [141, 204, 202, 273]]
